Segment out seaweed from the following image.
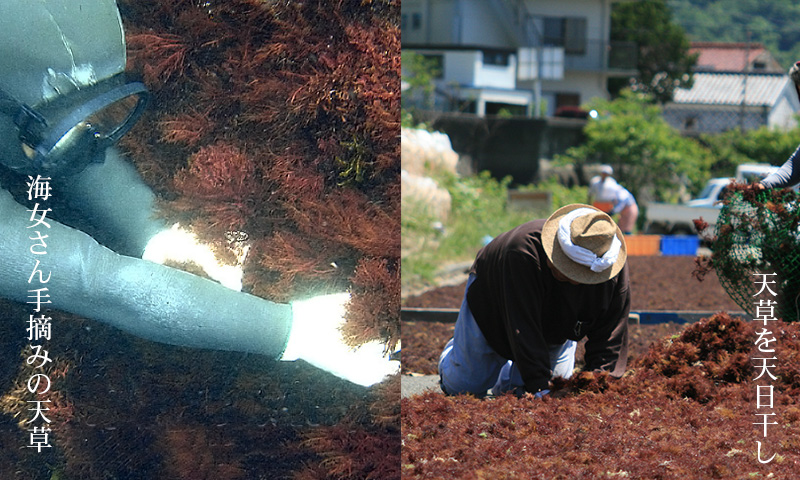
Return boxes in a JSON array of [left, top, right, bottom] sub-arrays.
[[0, 0, 400, 478], [402, 314, 800, 478], [120, 0, 400, 349]]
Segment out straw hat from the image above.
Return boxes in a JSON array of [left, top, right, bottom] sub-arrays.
[[541, 204, 627, 284]]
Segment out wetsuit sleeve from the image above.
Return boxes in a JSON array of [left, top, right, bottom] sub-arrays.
[[501, 249, 552, 393], [583, 269, 630, 377], [761, 145, 800, 189], [56, 147, 169, 258], [0, 188, 293, 359]]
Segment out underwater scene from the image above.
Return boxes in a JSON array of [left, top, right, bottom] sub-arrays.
[[0, 0, 400, 478]]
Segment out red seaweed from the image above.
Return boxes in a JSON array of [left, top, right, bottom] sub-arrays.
[[402, 314, 800, 478], [0, 1, 400, 478]]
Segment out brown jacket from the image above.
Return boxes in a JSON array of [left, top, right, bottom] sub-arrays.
[[467, 219, 630, 393]]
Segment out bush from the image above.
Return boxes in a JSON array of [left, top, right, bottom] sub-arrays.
[[402, 170, 588, 284], [558, 89, 712, 202], [701, 123, 800, 178]]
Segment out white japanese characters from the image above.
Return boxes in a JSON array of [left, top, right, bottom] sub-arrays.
[[24, 175, 54, 452], [752, 272, 779, 464]]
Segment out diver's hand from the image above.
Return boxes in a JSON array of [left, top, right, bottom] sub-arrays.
[[282, 293, 399, 387], [142, 223, 247, 291]]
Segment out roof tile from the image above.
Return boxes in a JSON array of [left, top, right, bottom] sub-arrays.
[[672, 72, 788, 107]]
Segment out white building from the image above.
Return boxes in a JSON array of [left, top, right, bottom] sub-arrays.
[[663, 72, 800, 134], [401, 0, 637, 117], [661, 42, 800, 134]]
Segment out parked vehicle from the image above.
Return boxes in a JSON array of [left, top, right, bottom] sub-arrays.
[[643, 164, 779, 236]]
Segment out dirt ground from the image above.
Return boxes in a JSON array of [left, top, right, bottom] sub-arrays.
[[403, 255, 741, 311]]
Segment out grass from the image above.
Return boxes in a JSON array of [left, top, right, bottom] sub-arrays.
[[401, 171, 588, 290]]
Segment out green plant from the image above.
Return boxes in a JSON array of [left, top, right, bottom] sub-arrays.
[[557, 89, 712, 202], [401, 51, 440, 111], [609, 0, 697, 103], [701, 123, 800, 178], [402, 170, 589, 285], [400, 196, 441, 282], [435, 171, 530, 256]]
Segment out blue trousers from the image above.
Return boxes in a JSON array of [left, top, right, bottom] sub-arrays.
[[438, 275, 577, 397]]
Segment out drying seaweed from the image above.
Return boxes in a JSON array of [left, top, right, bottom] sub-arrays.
[[402, 313, 800, 479]]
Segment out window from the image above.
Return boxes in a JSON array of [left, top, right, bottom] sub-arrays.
[[542, 17, 587, 55], [401, 12, 423, 31], [412, 13, 422, 30], [564, 18, 587, 55], [556, 93, 580, 109], [483, 50, 510, 67], [542, 17, 563, 47]]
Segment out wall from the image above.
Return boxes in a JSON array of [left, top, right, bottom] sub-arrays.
[[417, 112, 587, 185], [663, 104, 769, 134], [768, 84, 800, 131]]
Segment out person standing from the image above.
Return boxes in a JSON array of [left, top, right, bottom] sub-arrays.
[[608, 184, 638, 235]]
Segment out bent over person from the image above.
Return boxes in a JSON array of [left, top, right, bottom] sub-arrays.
[[439, 204, 630, 397]]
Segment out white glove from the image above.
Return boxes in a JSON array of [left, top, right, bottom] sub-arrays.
[[282, 292, 399, 387], [142, 223, 248, 291]]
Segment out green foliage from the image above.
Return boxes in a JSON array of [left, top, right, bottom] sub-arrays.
[[435, 171, 531, 254], [402, 171, 548, 284], [401, 110, 414, 128], [401, 51, 441, 110], [701, 123, 800, 178], [727, 126, 800, 165], [557, 90, 712, 202], [401, 110, 433, 131], [438, 170, 510, 217], [610, 0, 697, 103], [518, 177, 589, 210], [668, 0, 800, 68], [400, 197, 440, 282]]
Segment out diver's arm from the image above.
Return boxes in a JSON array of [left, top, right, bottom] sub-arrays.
[[0, 187, 292, 355], [55, 147, 167, 258], [57, 147, 246, 291], [0, 188, 398, 385]]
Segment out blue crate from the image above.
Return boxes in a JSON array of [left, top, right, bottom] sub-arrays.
[[660, 235, 699, 256]]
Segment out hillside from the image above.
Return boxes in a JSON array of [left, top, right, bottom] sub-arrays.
[[667, 0, 800, 69]]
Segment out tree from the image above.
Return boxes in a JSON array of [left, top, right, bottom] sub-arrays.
[[668, 0, 800, 68], [558, 90, 711, 203], [401, 51, 441, 112], [701, 124, 800, 178], [609, 0, 698, 104]]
